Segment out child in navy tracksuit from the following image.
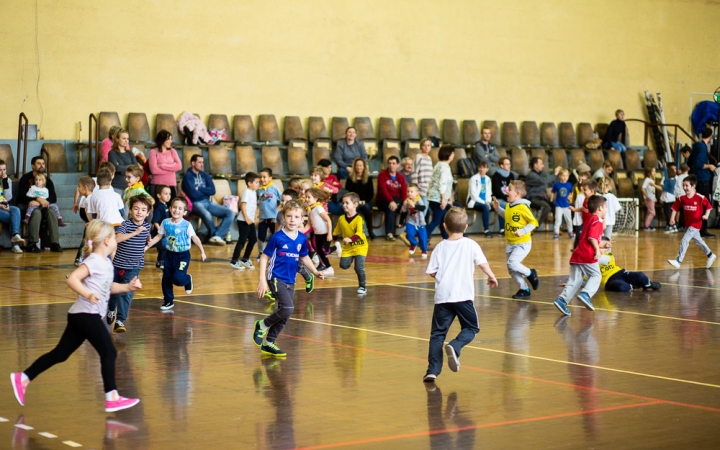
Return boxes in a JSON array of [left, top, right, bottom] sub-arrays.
[[151, 185, 172, 269]]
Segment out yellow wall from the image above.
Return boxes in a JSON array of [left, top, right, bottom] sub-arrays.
[[1, 0, 718, 141]]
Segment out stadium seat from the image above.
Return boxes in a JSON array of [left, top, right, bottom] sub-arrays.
[[262, 146, 283, 175], [156, 114, 181, 144], [378, 117, 398, 141], [363, 139, 379, 161], [462, 120, 480, 145], [511, 147, 529, 176], [541, 122, 559, 148], [595, 123, 609, 141], [308, 117, 329, 143], [208, 114, 231, 140], [577, 122, 594, 146], [382, 140, 401, 168], [127, 113, 150, 142], [288, 140, 309, 175], [332, 117, 350, 142], [559, 122, 577, 148], [522, 121, 540, 147], [625, 148, 642, 172], [497, 147, 508, 160], [312, 140, 331, 166], [99, 112, 121, 143], [41, 143, 68, 174], [530, 148, 549, 170], [237, 179, 248, 199], [400, 118, 419, 142], [284, 116, 305, 141], [502, 122, 521, 147], [607, 149, 624, 170], [442, 120, 461, 145], [589, 149, 604, 172], [570, 149, 586, 169], [182, 146, 202, 171], [208, 145, 232, 175], [0, 144, 15, 177], [632, 172, 645, 187], [211, 179, 232, 205], [258, 115, 280, 142], [354, 117, 375, 140], [644, 149, 659, 170], [421, 118, 440, 139], [482, 121, 501, 146], [450, 147, 467, 174], [236, 145, 258, 175], [233, 115, 256, 143], [618, 178, 635, 198], [552, 149, 568, 169]]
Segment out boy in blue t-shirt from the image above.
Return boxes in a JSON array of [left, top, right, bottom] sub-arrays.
[[145, 197, 206, 310], [108, 195, 152, 332], [151, 185, 172, 270], [253, 200, 325, 357], [550, 169, 574, 240], [256, 167, 283, 260]]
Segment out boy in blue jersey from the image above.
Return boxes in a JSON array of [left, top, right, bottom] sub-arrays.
[[253, 200, 325, 357], [107, 195, 152, 332], [256, 167, 283, 260], [145, 197, 206, 310]]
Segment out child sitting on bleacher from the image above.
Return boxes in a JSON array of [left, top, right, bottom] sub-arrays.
[[467, 161, 493, 238], [25, 173, 66, 227]]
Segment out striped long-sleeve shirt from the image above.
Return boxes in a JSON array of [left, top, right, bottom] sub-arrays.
[[412, 154, 433, 196]]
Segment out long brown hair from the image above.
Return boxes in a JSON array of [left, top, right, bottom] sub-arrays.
[[111, 128, 129, 153], [350, 158, 369, 184]]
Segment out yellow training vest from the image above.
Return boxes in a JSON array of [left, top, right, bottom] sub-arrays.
[[332, 214, 368, 257], [599, 252, 622, 287], [504, 203, 539, 245]]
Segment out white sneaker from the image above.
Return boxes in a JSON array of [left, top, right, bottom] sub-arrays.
[[11, 234, 25, 246], [241, 260, 255, 270], [707, 254, 717, 269], [230, 261, 245, 270], [421, 252, 428, 259], [11, 245, 23, 254], [208, 236, 226, 246], [667, 259, 681, 269], [323, 266, 335, 276], [357, 286, 367, 294], [185, 274, 193, 294], [312, 255, 320, 266], [334, 242, 342, 257]]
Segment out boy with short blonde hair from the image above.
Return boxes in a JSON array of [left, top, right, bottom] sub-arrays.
[[333, 192, 369, 293]]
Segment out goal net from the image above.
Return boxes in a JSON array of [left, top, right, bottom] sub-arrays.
[[614, 198, 639, 236]]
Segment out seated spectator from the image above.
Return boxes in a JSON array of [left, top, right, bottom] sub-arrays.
[[24, 173, 66, 227], [334, 127, 367, 180], [107, 128, 135, 196], [181, 154, 234, 246], [472, 127, 500, 175], [466, 161, 493, 238], [0, 159, 25, 253], [400, 157, 414, 186], [148, 129, 182, 199], [375, 155, 407, 241], [344, 158, 375, 240], [426, 146, 455, 240], [593, 160, 615, 183], [491, 157, 516, 233], [602, 110, 628, 163], [100, 125, 125, 166], [17, 156, 62, 252], [525, 157, 561, 228], [317, 159, 344, 215]]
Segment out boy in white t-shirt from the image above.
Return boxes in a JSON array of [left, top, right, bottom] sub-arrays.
[[423, 207, 498, 382], [86, 168, 125, 228], [231, 172, 260, 270]]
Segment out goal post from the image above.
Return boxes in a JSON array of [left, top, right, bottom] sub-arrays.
[[615, 198, 639, 236]]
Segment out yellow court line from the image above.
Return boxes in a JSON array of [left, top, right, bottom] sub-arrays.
[[662, 282, 720, 291], [173, 298, 720, 390]]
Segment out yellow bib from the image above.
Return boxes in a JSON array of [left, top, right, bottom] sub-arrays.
[[503, 203, 538, 245]]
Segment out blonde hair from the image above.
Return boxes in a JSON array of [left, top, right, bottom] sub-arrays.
[[33, 173, 46, 183], [349, 157, 369, 184], [600, 176, 615, 195], [126, 164, 144, 179], [444, 207, 468, 234], [82, 219, 115, 259], [510, 180, 527, 197], [309, 166, 326, 180]]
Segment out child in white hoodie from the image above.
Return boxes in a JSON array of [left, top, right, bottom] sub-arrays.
[[466, 162, 493, 238]]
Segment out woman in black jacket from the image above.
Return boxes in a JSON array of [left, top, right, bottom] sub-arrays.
[[344, 158, 375, 239]]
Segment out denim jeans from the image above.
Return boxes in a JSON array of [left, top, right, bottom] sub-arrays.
[[328, 201, 344, 215], [471, 203, 490, 231], [337, 167, 349, 180], [0, 205, 21, 235], [192, 199, 234, 238], [108, 267, 140, 322], [427, 201, 450, 239]]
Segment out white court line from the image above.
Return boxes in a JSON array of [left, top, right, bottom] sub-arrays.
[[63, 441, 82, 447], [0, 416, 8, 422], [15, 424, 33, 430], [39, 432, 57, 438]]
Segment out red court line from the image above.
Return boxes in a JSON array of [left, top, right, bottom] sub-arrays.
[[295, 401, 662, 450], [135, 308, 720, 413]]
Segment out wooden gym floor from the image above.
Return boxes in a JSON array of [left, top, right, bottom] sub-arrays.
[[1, 230, 719, 449]]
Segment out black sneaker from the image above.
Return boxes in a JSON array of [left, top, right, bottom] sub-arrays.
[[50, 243, 63, 252], [703, 233, 716, 239], [512, 289, 531, 299], [107, 307, 117, 326], [526, 269, 539, 290], [160, 300, 174, 311], [113, 321, 126, 333], [643, 281, 662, 291], [184, 274, 193, 294], [484, 230, 493, 239], [316, 264, 328, 272], [260, 342, 286, 357], [26, 244, 41, 253]]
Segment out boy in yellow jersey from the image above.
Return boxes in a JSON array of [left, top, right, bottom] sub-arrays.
[[333, 192, 369, 294], [492, 180, 540, 299], [598, 245, 662, 292]]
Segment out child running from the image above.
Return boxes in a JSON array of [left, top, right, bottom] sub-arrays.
[[333, 192, 369, 293], [253, 200, 325, 357], [306, 187, 334, 275], [491, 180, 539, 299], [423, 207, 498, 382], [554, 195, 609, 316], [107, 195, 152, 333], [11, 219, 141, 412], [402, 183, 429, 257], [145, 197, 207, 310], [231, 172, 260, 270], [667, 175, 716, 269], [600, 177, 621, 239], [550, 169, 574, 239]]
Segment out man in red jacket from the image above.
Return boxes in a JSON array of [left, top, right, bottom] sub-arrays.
[[375, 156, 408, 241]]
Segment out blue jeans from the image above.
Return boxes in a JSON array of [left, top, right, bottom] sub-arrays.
[[471, 203, 490, 231], [0, 205, 21, 236], [328, 201, 344, 215], [192, 199, 234, 238], [406, 223, 428, 252], [427, 201, 450, 239], [427, 300, 479, 376], [108, 267, 140, 322], [337, 167, 349, 180]]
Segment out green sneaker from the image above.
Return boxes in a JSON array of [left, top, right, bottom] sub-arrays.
[[252, 320, 268, 347], [263, 290, 276, 301], [260, 342, 287, 357], [305, 273, 315, 293]]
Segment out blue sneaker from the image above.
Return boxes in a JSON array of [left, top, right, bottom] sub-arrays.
[[577, 292, 595, 311], [554, 298, 571, 316], [252, 320, 268, 346], [260, 342, 287, 357]]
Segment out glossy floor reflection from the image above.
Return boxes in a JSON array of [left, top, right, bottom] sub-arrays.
[[1, 232, 720, 449]]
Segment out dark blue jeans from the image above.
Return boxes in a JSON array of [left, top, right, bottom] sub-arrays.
[[427, 300, 479, 376], [162, 250, 191, 302], [375, 200, 399, 235], [427, 201, 450, 239], [471, 203, 490, 231], [108, 267, 140, 322], [605, 270, 649, 292], [337, 167, 349, 180]]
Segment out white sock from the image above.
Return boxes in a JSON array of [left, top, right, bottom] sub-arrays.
[[20, 373, 29, 384], [259, 320, 269, 330], [106, 390, 119, 401]]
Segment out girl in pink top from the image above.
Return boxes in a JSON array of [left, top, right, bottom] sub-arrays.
[[148, 129, 182, 198], [11, 220, 142, 413]]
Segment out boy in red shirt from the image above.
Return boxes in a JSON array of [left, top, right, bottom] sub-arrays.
[[667, 175, 716, 269], [554, 195, 609, 316], [375, 155, 408, 241]]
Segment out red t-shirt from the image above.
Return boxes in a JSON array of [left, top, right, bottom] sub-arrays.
[[672, 194, 711, 230], [376, 170, 408, 203], [581, 195, 601, 224], [570, 215, 603, 264]]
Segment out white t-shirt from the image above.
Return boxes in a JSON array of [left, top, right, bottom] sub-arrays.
[[310, 205, 329, 234], [67, 253, 114, 318], [237, 188, 257, 222], [425, 237, 487, 304], [642, 177, 655, 200], [674, 174, 688, 198], [86, 187, 124, 225], [573, 193, 585, 226], [78, 178, 99, 210], [603, 193, 621, 226]]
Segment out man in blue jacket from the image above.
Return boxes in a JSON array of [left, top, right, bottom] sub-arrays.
[[181, 154, 234, 245], [688, 128, 716, 238]]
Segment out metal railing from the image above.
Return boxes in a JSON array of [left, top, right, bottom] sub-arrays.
[[88, 113, 99, 175], [625, 118, 696, 153], [17, 113, 29, 176]]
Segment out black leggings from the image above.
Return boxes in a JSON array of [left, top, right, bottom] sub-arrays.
[[232, 221, 257, 263], [313, 233, 331, 268], [24, 313, 117, 393], [258, 219, 275, 243], [75, 209, 89, 260]]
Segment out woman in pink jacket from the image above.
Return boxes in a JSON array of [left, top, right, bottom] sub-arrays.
[[148, 130, 182, 198]]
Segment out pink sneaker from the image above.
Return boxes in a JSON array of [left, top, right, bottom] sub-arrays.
[[10, 373, 26, 406], [105, 396, 140, 413]]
